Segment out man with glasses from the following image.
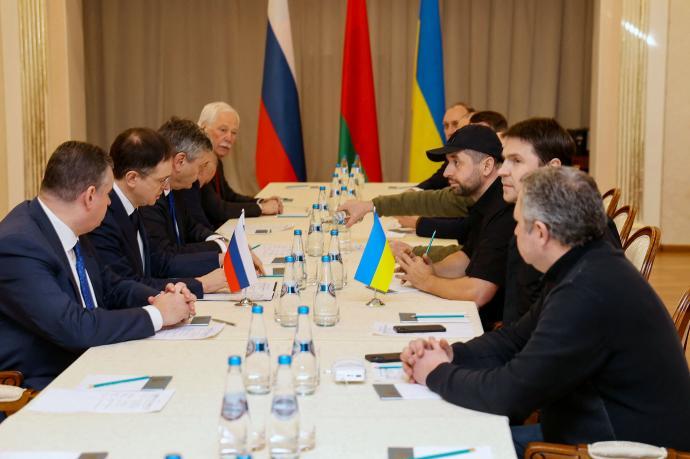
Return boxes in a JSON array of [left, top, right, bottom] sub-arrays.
[[86, 128, 227, 298]]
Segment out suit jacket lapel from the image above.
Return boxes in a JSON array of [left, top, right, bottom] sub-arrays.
[[28, 198, 82, 302]]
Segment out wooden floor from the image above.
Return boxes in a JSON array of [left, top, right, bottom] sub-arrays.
[[648, 250, 690, 361]]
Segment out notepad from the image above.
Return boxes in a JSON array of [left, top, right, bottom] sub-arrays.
[[27, 388, 175, 413], [252, 244, 293, 265], [199, 281, 277, 302], [148, 322, 224, 340], [373, 383, 440, 400]]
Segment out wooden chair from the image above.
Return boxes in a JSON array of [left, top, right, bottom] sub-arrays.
[[0, 371, 38, 416], [601, 188, 621, 218], [673, 288, 690, 351], [623, 226, 661, 281], [525, 442, 690, 458], [611, 204, 636, 245]]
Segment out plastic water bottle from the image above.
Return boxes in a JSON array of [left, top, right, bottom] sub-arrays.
[[317, 185, 329, 223], [313, 255, 339, 327], [339, 157, 349, 177], [276, 256, 301, 327], [269, 355, 300, 458], [306, 204, 323, 285], [327, 186, 340, 220], [244, 305, 271, 394], [327, 229, 346, 289], [292, 306, 318, 395], [219, 355, 249, 457], [334, 193, 351, 254], [347, 172, 359, 199], [291, 229, 306, 290]]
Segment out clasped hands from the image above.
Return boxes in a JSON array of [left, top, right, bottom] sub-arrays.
[[394, 246, 434, 291], [401, 337, 453, 386], [148, 282, 197, 327], [259, 195, 283, 215]]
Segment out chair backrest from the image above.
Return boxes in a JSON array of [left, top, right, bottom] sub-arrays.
[[602, 188, 621, 218], [525, 442, 690, 459], [672, 288, 690, 351], [611, 204, 636, 245], [623, 226, 661, 281]]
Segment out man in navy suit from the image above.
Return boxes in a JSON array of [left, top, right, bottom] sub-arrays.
[[0, 141, 194, 389], [86, 127, 227, 298]]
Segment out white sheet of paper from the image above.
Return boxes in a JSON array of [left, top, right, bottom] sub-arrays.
[[27, 388, 174, 413], [387, 277, 418, 294], [372, 322, 474, 339], [0, 453, 84, 459], [77, 375, 148, 391], [199, 282, 276, 302], [393, 383, 440, 400], [252, 243, 293, 265], [245, 224, 294, 234], [411, 446, 492, 458], [148, 322, 224, 340], [400, 312, 469, 323]]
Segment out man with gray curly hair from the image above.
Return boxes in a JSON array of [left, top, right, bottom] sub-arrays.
[[400, 166, 690, 456]]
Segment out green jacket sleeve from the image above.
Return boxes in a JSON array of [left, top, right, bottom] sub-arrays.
[[372, 188, 471, 218], [412, 244, 461, 262]]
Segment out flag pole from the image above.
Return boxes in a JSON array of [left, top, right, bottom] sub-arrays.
[[234, 210, 254, 307], [365, 287, 385, 307]]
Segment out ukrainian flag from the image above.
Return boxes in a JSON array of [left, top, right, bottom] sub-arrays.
[[407, 0, 446, 182], [354, 213, 395, 292]]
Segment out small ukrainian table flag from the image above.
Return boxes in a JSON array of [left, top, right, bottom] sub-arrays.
[[354, 212, 395, 293]]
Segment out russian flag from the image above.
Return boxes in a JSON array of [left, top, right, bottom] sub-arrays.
[[256, 0, 306, 187], [354, 212, 395, 293], [223, 213, 258, 292]]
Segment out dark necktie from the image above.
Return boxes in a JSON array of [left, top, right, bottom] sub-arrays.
[[130, 209, 146, 267], [73, 241, 96, 310], [167, 192, 182, 245]]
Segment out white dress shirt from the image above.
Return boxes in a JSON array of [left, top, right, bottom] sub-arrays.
[[113, 183, 145, 270], [37, 197, 163, 331]]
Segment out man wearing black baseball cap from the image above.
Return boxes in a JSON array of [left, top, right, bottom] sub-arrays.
[[396, 124, 515, 328]]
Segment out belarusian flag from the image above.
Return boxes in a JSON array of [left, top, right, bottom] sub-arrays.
[[337, 0, 382, 182]]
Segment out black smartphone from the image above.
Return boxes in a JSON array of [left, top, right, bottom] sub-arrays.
[[393, 324, 446, 334], [364, 352, 402, 363]]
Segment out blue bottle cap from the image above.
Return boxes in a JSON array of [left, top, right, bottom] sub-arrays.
[[330, 229, 338, 236], [237, 456, 252, 459], [321, 255, 330, 262], [294, 229, 302, 235], [340, 185, 347, 190], [228, 355, 242, 366], [285, 255, 295, 262], [312, 203, 319, 209], [319, 185, 326, 190], [332, 172, 337, 177], [165, 455, 182, 459], [278, 355, 292, 365], [298, 305, 309, 315], [251, 305, 264, 314]]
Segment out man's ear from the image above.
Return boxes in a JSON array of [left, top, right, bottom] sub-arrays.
[[483, 156, 497, 176], [124, 170, 139, 189], [173, 152, 186, 168], [533, 220, 550, 246], [548, 158, 562, 167], [82, 185, 98, 210]]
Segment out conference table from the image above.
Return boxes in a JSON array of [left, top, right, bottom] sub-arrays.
[[0, 182, 517, 458]]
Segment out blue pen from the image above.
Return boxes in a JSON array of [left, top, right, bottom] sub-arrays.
[[376, 364, 402, 370], [251, 244, 261, 250], [408, 448, 475, 459], [90, 376, 150, 388], [415, 314, 465, 319], [424, 230, 437, 256]]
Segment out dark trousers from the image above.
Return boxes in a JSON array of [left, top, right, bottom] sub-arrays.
[[511, 423, 543, 458]]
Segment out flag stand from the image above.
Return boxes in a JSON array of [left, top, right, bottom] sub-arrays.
[[365, 288, 385, 307], [235, 288, 254, 307]]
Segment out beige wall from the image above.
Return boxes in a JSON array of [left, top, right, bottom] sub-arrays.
[[661, 0, 690, 245], [0, 6, 7, 217]]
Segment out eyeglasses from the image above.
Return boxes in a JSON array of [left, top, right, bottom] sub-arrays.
[[139, 171, 170, 186]]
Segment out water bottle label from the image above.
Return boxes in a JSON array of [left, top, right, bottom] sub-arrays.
[[271, 395, 298, 420], [298, 342, 311, 353], [308, 224, 322, 233], [318, 283, 336, 296], [246, 339, 268, 356], [221, 393, 248, 421], [280, 284, 298, 297], [329, 253, 342, 262], [294, 254, 305, 262]]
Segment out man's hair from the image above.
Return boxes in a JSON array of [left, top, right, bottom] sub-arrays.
[[449, 101, 475, 113], [503, 118, 575, 165], [520, 166, 606, 247], [470, 111, 508, 133], [462, 149, 500, 169], [158, 117, 213, 162], [41, 141, 113, 202], [197, 101, 240, 128], [109, 127, 173, 180]]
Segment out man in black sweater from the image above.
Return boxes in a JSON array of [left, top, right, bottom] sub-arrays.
[[401, 167, 690, 455]]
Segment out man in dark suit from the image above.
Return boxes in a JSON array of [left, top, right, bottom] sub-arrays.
[[141, 117, 229, 255], [86, 128, 227, 298], [401, 167, 690, 455], [0, 141, 194, 389], [196, 101, 283, 227]]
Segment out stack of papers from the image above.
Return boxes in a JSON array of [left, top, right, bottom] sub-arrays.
[[27, 389, 174, 414], [252, 244, 293, 265], [147, 322, 224, 340], [372, 322, 474, 339], [0, 453, 108, 459]]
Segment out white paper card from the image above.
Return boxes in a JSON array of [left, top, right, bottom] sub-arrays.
[[199, 282, 276, 302], [27, 388, 174, 413], [0, 454, 83, 459], [371, 363, 405, 382], [77, 375, 147, 391], [148, 322, 224, 340], [412, 446, 492, 459], [400, 312, 469, 323], [393, 383, 440, 400], [252, 244, 293, 265], [372, 322, 474, 339]]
